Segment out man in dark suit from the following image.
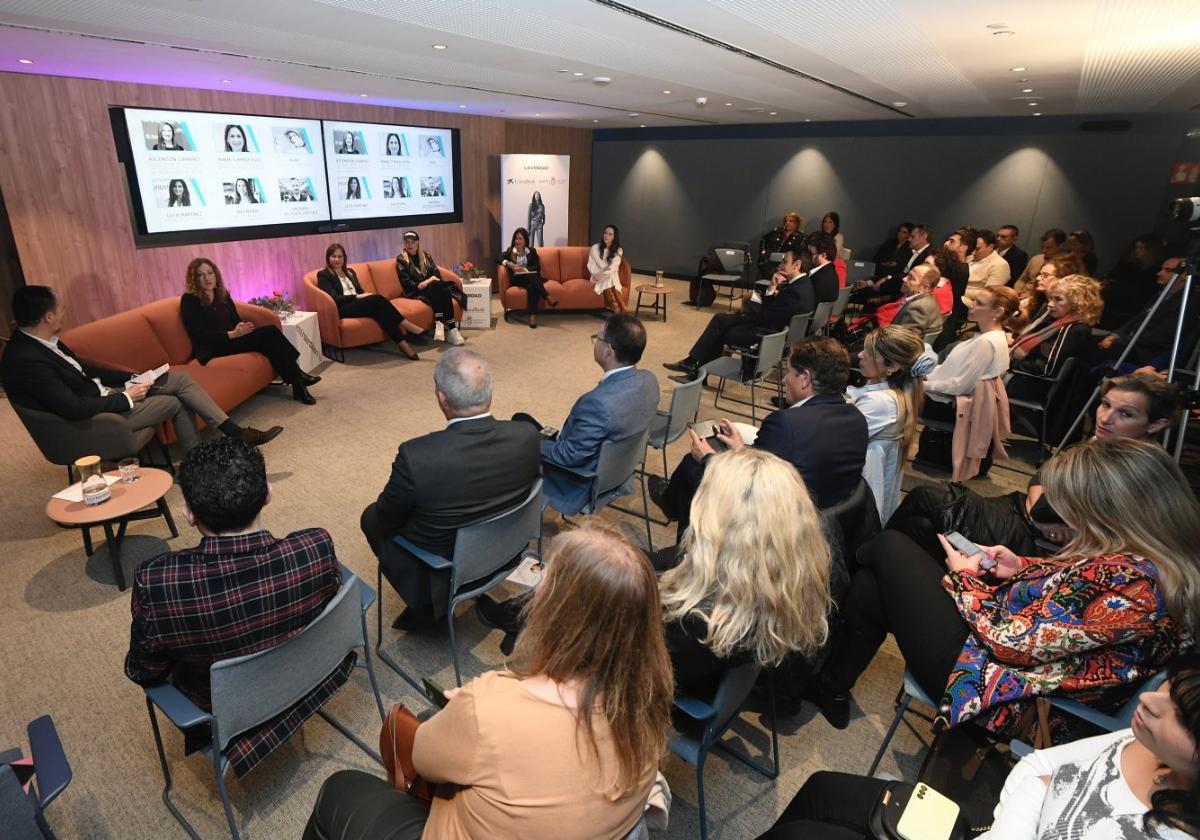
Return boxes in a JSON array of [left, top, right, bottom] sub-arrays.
[[851, 224, 934, 308], [652, 337, 868, 538], [1093, 255, 1198, 368], [125, 437, 346, 778], [1, 285, 279, 452], [361, 348, 540, 630], [805, 232, 841, 304], [664, 247, 814, 382], [996, 224, 1028, 284]]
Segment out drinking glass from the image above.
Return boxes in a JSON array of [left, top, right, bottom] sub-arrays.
[[118, 457, 140, 483]]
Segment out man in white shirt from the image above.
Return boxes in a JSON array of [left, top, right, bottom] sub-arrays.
[[966, 229, 1012, 292], [1, 286, 281, 452]]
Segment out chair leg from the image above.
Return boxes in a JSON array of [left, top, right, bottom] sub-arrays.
[[145, 700, 202, 840], [374, 564, 424, 694], [662, 445, 669, 481], [868, 692, 913, 776], [214, 767, 241, 840], [640, 468, 653, 553], [750, 379, 757, 425], [766, 670, 780, 778], [696, 753, 709, 840], [358, 612, 387, 722], [315, 709, 384, 765], [448, 607, 463, 688]]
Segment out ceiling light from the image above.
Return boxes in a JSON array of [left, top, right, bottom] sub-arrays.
[[432, 44, 447, 50], [556, 69, 569, 73], [592, 76, 611, 85], [628, 112, 639, 117], [1010, 66, 1026, 72], [892, 101, 908, 107], [1027, 102, 1038, 106], [17, 58, 33, 65], [458, 104, 467, 108], [985, 23, 1009, 29], [724, 102, 732, 106], [1032, 112, 1042, 116], [769, 111, 777, 115], [804, 118, 812, 122], [221, 79, 233, 84], [640, 124, 646, 128], [572, 71, 584, 77], [662, 90, 672, 94], [360, 93, 368, 98], [593, 119, 599, 123], [992, 30, 1015, 36], [1021, 88, 1034, 93], [534, 113, 541, 117]]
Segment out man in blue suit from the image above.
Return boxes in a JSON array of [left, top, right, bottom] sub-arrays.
[[521, 313, 660, 515]]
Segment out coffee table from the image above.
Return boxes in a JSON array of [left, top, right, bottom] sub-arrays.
[[634, 284, 672, 322], [45, 467, 177, 591]]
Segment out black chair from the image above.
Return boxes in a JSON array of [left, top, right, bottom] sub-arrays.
[[702, 243, 756, 311], [820, 479, 881, 576]]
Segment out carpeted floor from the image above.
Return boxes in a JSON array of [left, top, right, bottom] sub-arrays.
[[0, 275, 1032, 839]]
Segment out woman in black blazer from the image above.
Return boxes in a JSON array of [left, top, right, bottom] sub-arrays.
[[316, 243, 418, 359], [395, 230, 466, 346], [180, 258, 319, 404], [497, 227, 557, 328]]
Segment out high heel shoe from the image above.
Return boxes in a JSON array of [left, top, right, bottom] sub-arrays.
[[292, 383, 316, 405], [299, 371, 321, 386], [529, 315, 538, 329], [548, 298, 559, 308], [398, 340, 420, 360]]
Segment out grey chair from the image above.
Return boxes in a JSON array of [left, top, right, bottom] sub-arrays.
[[668, 663, 778, 840], [387, 479, 546, 687], [646, 372, 705, 478], [0, 715, 72, 840], [708, 328, 788, 424], [11, 402, 169, 483], [143, 575, 385, 840], [1007, 357, 1079, 460], [809, 300, 834, 336], [702, 243, 755, 311], [548, 430, 654, 551], [829, 286, 854, 324]]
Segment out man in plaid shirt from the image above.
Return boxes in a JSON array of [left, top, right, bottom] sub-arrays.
[[125, 437, 352, 777]]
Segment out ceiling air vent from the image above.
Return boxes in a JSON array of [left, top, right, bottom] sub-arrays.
[[1078, 120, 1132, 132]]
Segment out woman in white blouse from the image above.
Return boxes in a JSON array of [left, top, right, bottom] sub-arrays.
[[759, 651, 1200, 840], [315, 243, 419, 360], [588, 224, 626, 313], [923, 285, 1020, 412], [848, 326, 937, 521]]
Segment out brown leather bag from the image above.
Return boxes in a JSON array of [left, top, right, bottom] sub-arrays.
[[380, 702, 434, 805]]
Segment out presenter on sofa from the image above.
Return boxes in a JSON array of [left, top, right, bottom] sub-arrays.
[[396, 230, 466, 346], [317, 243, 419, 360], [180, 258, 320, 405], [498, 227, 558, 329]]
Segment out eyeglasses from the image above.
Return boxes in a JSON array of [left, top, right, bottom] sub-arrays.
[[590, 334, 609, 345]]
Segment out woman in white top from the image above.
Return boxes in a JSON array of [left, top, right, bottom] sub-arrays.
[[848, 326, 937, 520], [760, 651, 1200, 840], [588, 224, 626, 313], [924, 285, 1020, 406]]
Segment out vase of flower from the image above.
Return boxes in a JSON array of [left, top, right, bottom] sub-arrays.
[[248, 290, 296, 318]]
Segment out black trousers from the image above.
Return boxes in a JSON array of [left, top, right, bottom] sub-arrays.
[[336, 294, 406, 343], [687, 312, 769, 365], [360, 503, 448, 616], [823, 531, 968, 704], [661, 454, 704, 542], [759, 771, 887, 840], [417, 282, 458, 329], [510, 272, 551, 316], [303, 770, 427, 840], [216, 325, 303, 384]]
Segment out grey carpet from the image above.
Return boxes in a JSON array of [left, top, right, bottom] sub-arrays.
[[0, 275, 1031, 839]]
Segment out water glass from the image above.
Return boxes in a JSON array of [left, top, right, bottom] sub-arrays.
[[118, 457, 140, 483]]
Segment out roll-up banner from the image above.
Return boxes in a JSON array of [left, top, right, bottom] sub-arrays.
[[500, 154, 570, 250]]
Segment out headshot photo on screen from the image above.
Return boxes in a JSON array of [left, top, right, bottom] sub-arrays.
[[383, 175, 409, 199], [225, 177, 260, 204], [336, 130, 361, 154], [148, 121, 184, 151], [223, 123, 248, 153], [418, 134, 444, 157], [345, 176, 362, 200], [279, 177, 312, 202], [273, 127, 309, 153], [384, 132, 406, 156], [420, 176, 445, 197], [158, 178, 191, 208]]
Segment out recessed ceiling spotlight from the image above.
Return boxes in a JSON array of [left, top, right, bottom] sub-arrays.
[[17, 58, 33, 65], [572, 71, 585, 77], [432, 44, 447, 50], [724, 102, 733, 106], [640, 124, 646, 128], [534, 113, 541, 116], [804, 118, 812, 122], [662, 90, 671, 94], [1010, 66, 1026, 72], [458, 104, 467, 108], [220, 79, 232, 84], [593, 119, 599, 123], [769, 111, 777, 115], [985, 23, 1009, 29], [1027, 101, 1039, 106], [892, 101, 908, 107], [992, 30, 1015, 36], [360, 93, 368, 97], [1032, 112, 1042, 116], [592, 76, 611, 85], [1021, 88, 1034, 93], [556, 68, 569, 73], [628, 112, 639, 117]]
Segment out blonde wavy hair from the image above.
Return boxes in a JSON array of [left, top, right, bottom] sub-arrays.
[[863, 325, 927, 451], [660, 448, 834, 665], [1041, 437, 1200, 628], [183, 258, 228, 301], [1048, 274, 1104, 326]]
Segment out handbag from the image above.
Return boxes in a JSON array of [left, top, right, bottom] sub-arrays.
[[869, 780, 972, 840], [380, 702, 434, 805]]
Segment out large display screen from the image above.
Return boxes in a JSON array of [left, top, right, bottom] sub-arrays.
[[115, 107, 330, 237], [323, 120, 457, 222]]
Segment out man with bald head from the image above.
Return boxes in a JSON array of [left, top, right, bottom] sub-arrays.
[[360, 348, 541, 632]]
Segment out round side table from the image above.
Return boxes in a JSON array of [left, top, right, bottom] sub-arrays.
[[45, 467, 177, 590], [634, 284, 672, 322]]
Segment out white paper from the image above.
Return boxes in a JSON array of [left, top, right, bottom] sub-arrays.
[[731, 422, 759, 445], [54, 474, 121, 502], [506, 552, 544, 588], [130, 363, 169, 385], [749, 291, 762, 304]]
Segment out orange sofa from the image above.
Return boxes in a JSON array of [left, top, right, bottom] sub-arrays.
[[301, 259, 462, 359], [61, 297, 281, 442], [497, 246, 631, 315]]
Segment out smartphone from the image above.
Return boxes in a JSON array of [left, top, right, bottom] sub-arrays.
[[421, 677, 449, 709], [689, 421, 729, 452], [945, 531, 995, 570], [897, 783, 960, 840], [539, 425, 559, 438]]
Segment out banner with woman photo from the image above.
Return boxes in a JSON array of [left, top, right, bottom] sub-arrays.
[[500, 155, 569, 250]]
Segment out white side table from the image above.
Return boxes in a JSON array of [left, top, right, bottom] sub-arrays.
[[280, 310, 322, 372], [461, 278, 493, 329]]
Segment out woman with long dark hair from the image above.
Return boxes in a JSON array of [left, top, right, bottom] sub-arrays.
[[316, 243, 418, 359], [224, 124, 247, 153], [528, 190, 546, 247], [232, 178, 257, 205], [345, 176, 361, 200], [390, 176, 408, 199], [385, 132, 403, 156], [167, 179, 190, 207], [153, 122, 182, 151], [588, 224, 625, 313], [498, 227, 557, 328], [821, 211, 844, 254]]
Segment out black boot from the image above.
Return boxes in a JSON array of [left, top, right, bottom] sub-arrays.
[[292, 383, 316, 405]]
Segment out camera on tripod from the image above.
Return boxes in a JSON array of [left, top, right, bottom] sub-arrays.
[[1171, 196, 1200, 227]]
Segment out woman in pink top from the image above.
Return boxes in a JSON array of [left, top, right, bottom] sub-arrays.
[[303, 524, 674, 840]]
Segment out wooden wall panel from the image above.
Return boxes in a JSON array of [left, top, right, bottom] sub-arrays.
[[0, 72, 591, 328]]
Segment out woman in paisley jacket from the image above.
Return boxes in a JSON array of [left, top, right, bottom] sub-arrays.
[[804, 436, 1200, 733]]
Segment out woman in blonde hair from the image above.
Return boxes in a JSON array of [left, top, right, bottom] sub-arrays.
[[806, 436, 1197, 732], [395, 229, 467, 346], [304, 524, 673, 840], [659, 447, 839, 700], [849, 326, 937, 520], [1010, 274, 1102, 379]]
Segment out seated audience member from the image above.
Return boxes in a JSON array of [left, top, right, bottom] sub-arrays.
[[856, 223, 935, 308], [967, 228, 1012, 291], [762, 651, 1200, 840], [361, 349, 540, 631], [756, 211, 804, 280], [995, 223, 1028, 283], [1094, 255, 1199, 369], [180, 258, 319, 405], [124, 437, 347, 777], [1101, 233, 1165, 330], [1013, 227, 1068, 296], [2, 286, 280, 451], [821, 211, 845, 254], [1068, 228, 1099, 275], [588, 223, 626, 314], [931, 229, 977, 350], [498, 225, 558, 328], [849, 327, 937, 521], [1008, 274, 1102, 393], [870, 221, 914, 278], [654, 337, 868, 535], [304, 525, 673, 840], [805, 232, 841, 304], [660, 447, 840, 701], [891, 263, 943, 334], [521, 313, 659, 516], [889, 373, 1180, 558], [1016, 252, 1086, 327], [806, 436, 1199, 731], [396, 229, 466, 346], [663, 247, 813, 382], [923, 286, 1019, 416], [316, 243, 419, 359]]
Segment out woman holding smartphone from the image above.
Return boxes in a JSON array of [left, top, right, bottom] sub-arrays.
[[498, 226, 557, 328]]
